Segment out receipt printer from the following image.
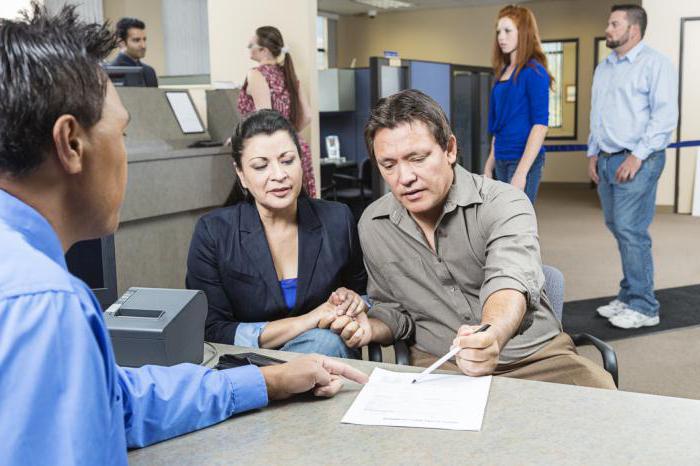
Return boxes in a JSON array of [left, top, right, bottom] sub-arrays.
[[104, 287, 207, 367]]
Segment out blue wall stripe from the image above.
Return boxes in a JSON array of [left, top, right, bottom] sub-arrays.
[[545, 140, 700, 152]]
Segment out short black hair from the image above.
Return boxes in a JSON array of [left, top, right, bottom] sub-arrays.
[[364, 89, 452, 162], [0, 2, 117, 177], [611, 4, 647, 37], [115, 17, 145, 42]]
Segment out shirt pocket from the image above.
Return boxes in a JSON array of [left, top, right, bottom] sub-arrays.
[[380, 256, 442, 317]]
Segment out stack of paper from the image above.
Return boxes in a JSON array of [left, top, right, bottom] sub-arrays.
[[342, 368, 492, 431]]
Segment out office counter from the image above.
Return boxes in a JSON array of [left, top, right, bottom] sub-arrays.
[[114, 88, 236, 294], [128, 344, 700, 465]]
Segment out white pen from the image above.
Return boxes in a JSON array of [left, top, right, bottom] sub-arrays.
[[411, 324, 491, 384]]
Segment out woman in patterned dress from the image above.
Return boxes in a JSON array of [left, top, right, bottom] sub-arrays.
[[237, 26, 316, 197]]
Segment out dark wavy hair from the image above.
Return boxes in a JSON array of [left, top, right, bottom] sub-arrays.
[[0, 2, 117, 177], [224, 109, 306, 206], [365, 89, 453, 164]]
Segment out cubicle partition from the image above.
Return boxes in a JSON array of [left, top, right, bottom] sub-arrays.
[[320, 59, 493, 202], [115, 87, 235, 294]]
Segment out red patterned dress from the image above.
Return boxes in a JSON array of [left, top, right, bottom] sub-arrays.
[[237, 64, 316, 197]]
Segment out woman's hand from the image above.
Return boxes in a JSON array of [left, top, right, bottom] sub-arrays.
[[483, 155, 495, 179], [510, 171, 527, 191], [328, 287, 367, 317]]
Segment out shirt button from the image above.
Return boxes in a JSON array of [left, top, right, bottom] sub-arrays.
[[451, 286, 457, 293]]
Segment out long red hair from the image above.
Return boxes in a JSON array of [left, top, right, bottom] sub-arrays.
[[492, 5, 553, 87]]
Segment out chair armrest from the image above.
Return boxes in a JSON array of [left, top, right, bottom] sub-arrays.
[[394, 340, 410, 366], [368, 343, 383, 362], [572, 333, 619, 387], [332, 173, 359, 182]]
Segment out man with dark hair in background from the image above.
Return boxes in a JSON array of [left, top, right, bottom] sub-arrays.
[[111, 16, 158, 86], [587, 4, 677, 329], [0, 5, 366, 465]]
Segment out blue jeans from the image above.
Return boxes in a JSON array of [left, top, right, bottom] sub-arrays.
[[494, 152, 545, 204], [280, 328, 359, 359], [596, 151, 665, 316]]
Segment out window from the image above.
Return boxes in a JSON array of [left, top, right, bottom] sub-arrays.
[[542, 39, 579, 140], [543, 41, 563, 128]]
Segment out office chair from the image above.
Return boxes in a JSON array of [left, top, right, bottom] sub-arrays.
[[333, 158, 372, 207], [368, 265, 619, 387], [320, 163, 337, 200]]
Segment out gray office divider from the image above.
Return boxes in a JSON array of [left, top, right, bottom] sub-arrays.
[[450, 65, 493, 174], [408, 61, 451, 119], [369, 57, 408, 200], [205, 89, 241, 143], [115, 88, 236, 294]]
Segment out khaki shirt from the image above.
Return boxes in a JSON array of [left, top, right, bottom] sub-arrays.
[[359, 165, 561, 365]]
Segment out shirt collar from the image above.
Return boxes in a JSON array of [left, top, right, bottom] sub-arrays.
[[0, 189, 67, 270], [608, 41, 645, 64], [119, 52, 140, 65], [371, 164, 484, 222]]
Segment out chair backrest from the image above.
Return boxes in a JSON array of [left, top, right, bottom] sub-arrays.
[[320, 163, 336, 188], [360, 158, 372, 189], [542, 265, 564, 322]]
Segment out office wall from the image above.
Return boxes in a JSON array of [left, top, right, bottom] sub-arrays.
[[207, 0, 321, 187], [0, 0, 36, 19], [642, 0, 700, 211], [103, 0, 166, 76], [336, 0, 639, 187]]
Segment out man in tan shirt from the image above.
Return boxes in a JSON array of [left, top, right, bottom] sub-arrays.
[[326, 89, 614, 389]]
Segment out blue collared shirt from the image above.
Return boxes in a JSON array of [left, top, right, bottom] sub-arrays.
[[587, 42, 678, 159], [0, 189, 268, 465]]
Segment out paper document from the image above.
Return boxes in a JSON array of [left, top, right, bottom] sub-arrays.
[[342, 368, 491, 431]]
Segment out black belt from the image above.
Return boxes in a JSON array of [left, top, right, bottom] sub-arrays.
[[600, 149, 631, 156]]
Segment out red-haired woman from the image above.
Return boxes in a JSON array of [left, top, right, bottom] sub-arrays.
[[484, 5, 552, 204], [237, 26, 316, 197]]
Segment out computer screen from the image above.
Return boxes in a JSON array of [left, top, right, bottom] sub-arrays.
[[65, 235, 118, 310], [103, 65, 146, 87], [165, 91, 205, 134]]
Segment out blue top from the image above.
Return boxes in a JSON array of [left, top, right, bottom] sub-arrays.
[[0, 189, 269, 465], [488, 61, 550, 160], [587, 42, 678, 160], [279, 278, 298, 310]]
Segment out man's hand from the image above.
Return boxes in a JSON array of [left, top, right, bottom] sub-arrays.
[[452, 325, 501, 377], [510, 171, 527, 191], [328, 287, 367, 317], [588, 156, 599, 184], [320, 312, 372, 348], [615, 154, 642, 183], [260, 354, 368, 400]]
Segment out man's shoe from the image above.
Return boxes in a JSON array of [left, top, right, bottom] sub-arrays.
[[596, 299, 628, 318], [609, 308, 660, 329]]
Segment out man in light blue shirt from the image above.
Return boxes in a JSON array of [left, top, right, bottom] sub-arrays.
[[587, 4, 678, 329], [0, 6, 367, 465]]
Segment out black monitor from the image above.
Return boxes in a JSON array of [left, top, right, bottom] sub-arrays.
[[103, 65, 146, 87], [65, 235, 118, 310]]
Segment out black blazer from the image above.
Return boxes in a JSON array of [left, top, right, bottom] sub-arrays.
[[186, 197, 367, 344], [110, 52, 159, 87]]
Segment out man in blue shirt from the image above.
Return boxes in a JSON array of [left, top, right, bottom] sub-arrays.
[[587, 4, 678, 329], [0, 5, 367, 465]]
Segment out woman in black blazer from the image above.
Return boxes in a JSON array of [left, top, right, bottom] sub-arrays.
[[187, 110, 367, 358]]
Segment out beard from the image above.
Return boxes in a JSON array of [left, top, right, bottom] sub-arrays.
[[606, 28, 630, 49]]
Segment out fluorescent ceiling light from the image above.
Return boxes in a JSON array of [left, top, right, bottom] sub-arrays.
[[354, 0, 413, 9]]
